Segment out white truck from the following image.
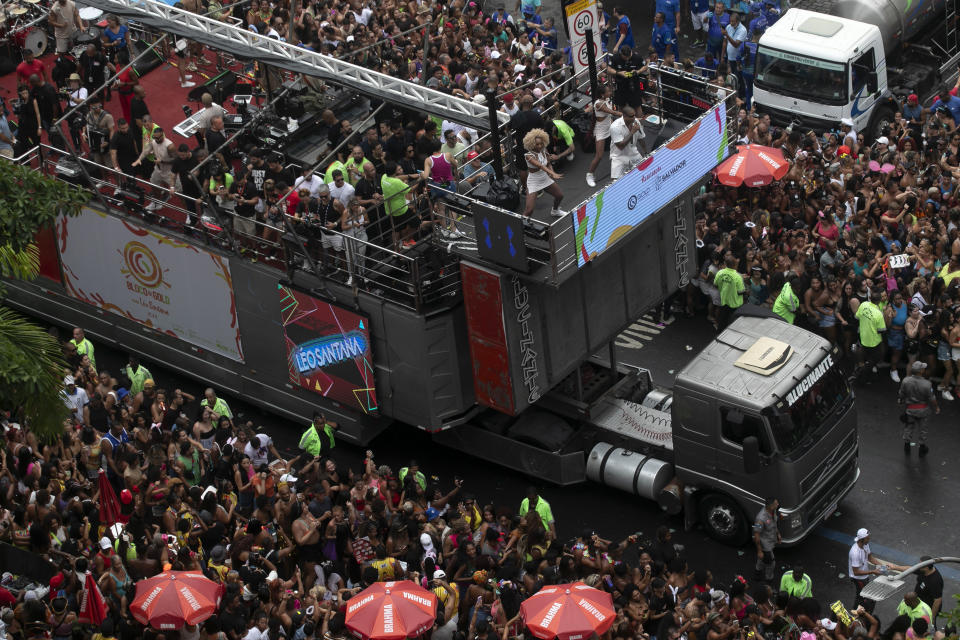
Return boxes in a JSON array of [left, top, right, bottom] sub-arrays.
[[752, 0, 960, 138]]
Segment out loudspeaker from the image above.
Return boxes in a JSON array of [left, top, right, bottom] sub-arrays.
[[187, 69, 238, 103], [130, 38, 165, 77]]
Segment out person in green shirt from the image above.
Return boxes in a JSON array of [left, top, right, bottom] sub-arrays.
[[551, 119, 576, 164], [780, 565, 812, 598], [343, 145, 371, 186], [518, 487, 556, 538], [123, 355, 152, 395], [852, 291, 888, 382], [324, 158, 347, 184], [201, 388, 232, 419], [298, 411, 338, 457], [897, 592, 933, 624], [771, 273, 799, 324], [398, 460, 427, 492], [713, 253, 745, 328], [381, 161, 416, 250], [71, 327, 96, 368]]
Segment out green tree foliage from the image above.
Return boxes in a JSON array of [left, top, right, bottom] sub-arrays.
[[0, 160, 87, 440], [0, 159, 89, 252]]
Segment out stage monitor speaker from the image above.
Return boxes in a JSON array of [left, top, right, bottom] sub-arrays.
[[188, 69, 238, 103], [130, 39, 165, 77]]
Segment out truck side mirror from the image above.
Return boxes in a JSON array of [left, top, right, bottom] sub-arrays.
[[867, 71, 878, 94], [743, 436, 761, 474]]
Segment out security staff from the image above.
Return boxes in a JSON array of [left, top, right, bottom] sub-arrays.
[[71, 327, 96, 368], [298, 411, 338, 457]]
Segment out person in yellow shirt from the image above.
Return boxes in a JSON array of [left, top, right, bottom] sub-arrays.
[[852, 291, 889, 382], [369, 545, 402, 580], [940, 254, 960, 287]]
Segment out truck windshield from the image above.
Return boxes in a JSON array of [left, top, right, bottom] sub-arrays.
[[755, 47, 848, 105], [769, 360, 850, 458]]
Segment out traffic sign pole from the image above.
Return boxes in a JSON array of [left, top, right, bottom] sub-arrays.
[[586, 27, 599, 103]]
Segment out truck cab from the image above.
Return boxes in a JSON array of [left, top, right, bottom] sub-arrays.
[[754, 9, 890, 136], [670, 316, 859, 544]]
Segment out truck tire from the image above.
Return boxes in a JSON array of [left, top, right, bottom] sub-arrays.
[[869, 106, 895, 142], [698, 493, 749, 545]]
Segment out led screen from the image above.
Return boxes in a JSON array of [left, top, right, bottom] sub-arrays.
[[573, 102, 728, 266]]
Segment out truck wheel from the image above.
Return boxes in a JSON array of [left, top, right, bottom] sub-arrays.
[[869, 106, 895, 141], [698, 493, 748, 545]]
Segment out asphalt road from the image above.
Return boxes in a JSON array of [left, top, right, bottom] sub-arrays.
[[57, 309, 960, 626]]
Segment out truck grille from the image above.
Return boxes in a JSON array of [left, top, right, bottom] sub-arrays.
[[805, 454, 858, 523], [800, 430, 858, 496]]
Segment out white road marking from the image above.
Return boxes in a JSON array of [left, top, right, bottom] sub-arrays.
[[615, 314, 664, 350]]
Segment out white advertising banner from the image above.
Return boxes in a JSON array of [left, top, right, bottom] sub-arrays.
[[58, 208, 244, 361]]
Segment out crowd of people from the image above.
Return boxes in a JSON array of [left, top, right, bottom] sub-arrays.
[[689, 87, 960, 454], [0, 323, 951, 640], [0, 0, 581, 269]]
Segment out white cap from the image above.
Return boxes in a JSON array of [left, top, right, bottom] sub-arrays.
[[911, 361, 928, 371], [840, 118, 853, 127], [346, 35, 355, 42], [99, 536, 112, 550], [267, 570, 279, 582], [855, 527, 869, 541], [876, 136, 889, 145], [23, 590, 38, 602], [420, 533, 434, 549], [64, 375, 75, 385], [514, 63, 525, 73], [433, 569, 446, 580], [490, 50, 501, 59], [820, 620, 837, 631]]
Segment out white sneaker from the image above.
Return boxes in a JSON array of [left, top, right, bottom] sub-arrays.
[[586, 173, 596, 187], [346, 276, 354, 287], [145, 201, 161, 211], [550, 208, 565, 217], [181, 81, 197, 88], [568, 152, 575, 162], [942, 389, 955, 401], [890, 370, 900, 383], [185, 74, 193, 80]]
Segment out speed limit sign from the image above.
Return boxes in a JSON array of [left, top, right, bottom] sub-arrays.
[[565, 0, 602, 76], [572, 9, 593, 36], [576, 40, 598, 67]]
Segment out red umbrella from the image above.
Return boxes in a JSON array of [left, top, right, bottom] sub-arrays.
[[345, 581, 437, 640], [130, 571, 223, 629], [520, 582, 615, 640], [78, 571, 107, 626], [714, 144, 790, 187], [97, 470, 121, 527]]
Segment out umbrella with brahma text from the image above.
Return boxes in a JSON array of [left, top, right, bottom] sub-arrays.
[[520, 582, 615, 640], [714, 144, 790, 188], [344, 580, 438, 640], [130, 571, 223, 630]]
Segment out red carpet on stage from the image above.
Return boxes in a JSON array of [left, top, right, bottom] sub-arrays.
[[1, 46, 245, 146]]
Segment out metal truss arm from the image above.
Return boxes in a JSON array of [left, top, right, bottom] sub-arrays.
[[82, 0, 508, 129]]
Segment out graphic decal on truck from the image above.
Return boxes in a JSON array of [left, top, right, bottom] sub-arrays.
[[279, 286, 378, 413]]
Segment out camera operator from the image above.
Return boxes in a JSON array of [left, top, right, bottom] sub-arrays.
[[85, 95, 115, 169]]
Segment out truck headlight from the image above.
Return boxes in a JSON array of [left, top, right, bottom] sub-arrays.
[[790, 514, 803, 530]]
